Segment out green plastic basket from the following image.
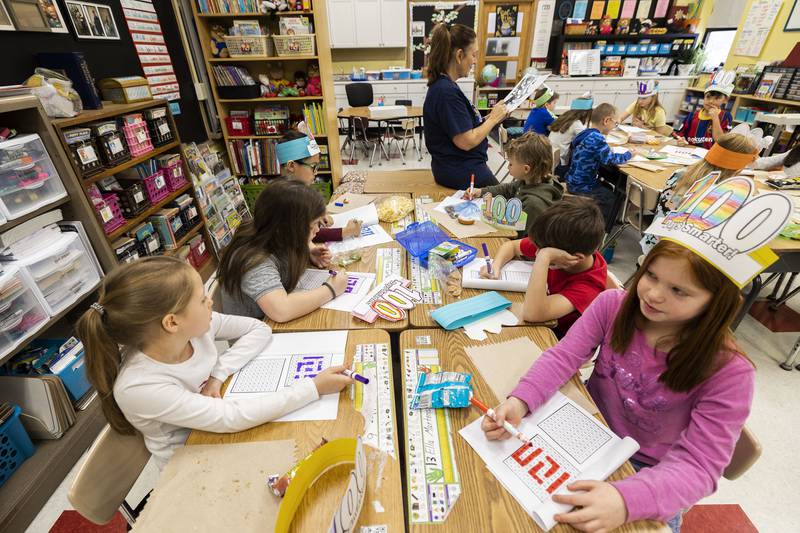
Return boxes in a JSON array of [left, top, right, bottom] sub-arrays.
[[240, 179, 331, 212], [311, 180, 332, 201]]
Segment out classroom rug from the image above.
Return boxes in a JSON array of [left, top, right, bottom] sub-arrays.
[[748, 300, 800, 333], [682, 504, 758, 533], [49, 510, 126, 533]]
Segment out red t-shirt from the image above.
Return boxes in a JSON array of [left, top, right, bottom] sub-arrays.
[[519, 239, 608, 334]]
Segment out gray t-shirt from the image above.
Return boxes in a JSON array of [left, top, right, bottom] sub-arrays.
[[220, 255, 284, 319]]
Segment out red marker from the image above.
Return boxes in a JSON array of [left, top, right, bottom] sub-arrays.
[[470, 396, 529, 443], [469, 173, 475, 197]]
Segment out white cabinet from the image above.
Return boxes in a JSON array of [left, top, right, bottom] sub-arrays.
[[328, 0, 408, 48], [334, 79, 476, 111]]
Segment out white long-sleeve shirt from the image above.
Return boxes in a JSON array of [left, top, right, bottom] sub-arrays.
[[548, 120, 586, 166], [755, 150, 800, 178], [113, 312, 319, 469]]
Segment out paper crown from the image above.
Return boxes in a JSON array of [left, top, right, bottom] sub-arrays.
[[570, 92, 593, 110], [532, 85, 555, 107], [645, 173, 793, 288], [705, 69, 736, 97], [637, 80, 658, 98], [276, 124, 320, 165], [731, 122, 774, 151]]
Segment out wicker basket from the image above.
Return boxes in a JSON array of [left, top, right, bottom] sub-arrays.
[[223, 35, 274, 57], [272, 34, 315, 57]]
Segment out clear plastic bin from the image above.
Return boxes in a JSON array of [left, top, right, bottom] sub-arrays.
[[0, 134, 68, 221], [0, 267, 49, 358]]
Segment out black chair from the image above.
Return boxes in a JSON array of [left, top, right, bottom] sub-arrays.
[[345, 83, 374, 107]]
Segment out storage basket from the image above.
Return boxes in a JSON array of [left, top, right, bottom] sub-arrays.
[[224, 35, 274, 57], [272, 34, 315, 57], [63, 128, 103, 178], [240, 183, 266, 212], [189, 235, 210, 268], [161, 159, 188, 191], [100, 180, 149, 218], [97, 194, 126, 234], [225, 115, 253, 137], [91, 121, 131, 167], [118, 169, 169, 205], [144, 108, 174, 147], [121, 118, 154, 157], [0, 405, 35, 488]]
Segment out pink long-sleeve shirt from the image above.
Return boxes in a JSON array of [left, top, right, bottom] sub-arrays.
[[510, 289, 754, 522]]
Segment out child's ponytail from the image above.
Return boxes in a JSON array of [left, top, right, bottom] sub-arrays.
[[427, 23, 476, 86], [75, 256, 197, 434]]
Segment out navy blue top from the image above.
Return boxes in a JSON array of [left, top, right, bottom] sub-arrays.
[[523, 107, 555, 135], [424, 75, 497, 188]]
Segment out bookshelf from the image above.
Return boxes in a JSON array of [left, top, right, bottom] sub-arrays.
[[190, 0, 343, 193], [50, 100, 218, 280]]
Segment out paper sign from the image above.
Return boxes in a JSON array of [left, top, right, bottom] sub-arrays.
[[502, 71, 550, 112], [646, 174, 793, 287], [353, 276, 422, 323], [329, 438, 367, 533]]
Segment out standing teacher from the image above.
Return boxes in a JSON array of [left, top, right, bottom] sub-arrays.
[[424, 23, 508, 189]]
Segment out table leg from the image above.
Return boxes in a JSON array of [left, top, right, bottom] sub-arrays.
[[780, 336, 800, 371], [767, 124, 786, 156]]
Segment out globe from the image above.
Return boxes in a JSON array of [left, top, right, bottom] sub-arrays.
[[481, 64, 499, 85]]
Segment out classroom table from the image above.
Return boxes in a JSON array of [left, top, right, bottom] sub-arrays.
[[413, 190, 519, 239], [267, 242, 409, 332], [408, 237, 555, 329], [338, 106, 425, 161], [363, 169, 455, 196], [186, 329, 404, 533], [399, 328, 669, 533]]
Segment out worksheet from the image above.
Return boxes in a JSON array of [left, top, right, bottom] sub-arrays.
[[330, 203, 380, 228], [296, 269, 376, 312], [460, 392, 639, 531], [461, 259, 533, 292], [225, 330, 347, 422], [326, 223, 393, 253]]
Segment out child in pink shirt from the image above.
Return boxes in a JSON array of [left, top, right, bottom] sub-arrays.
[[481, 240, 755, 532]]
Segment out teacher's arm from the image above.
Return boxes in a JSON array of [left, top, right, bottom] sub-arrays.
[[452, 103, 509, 151]]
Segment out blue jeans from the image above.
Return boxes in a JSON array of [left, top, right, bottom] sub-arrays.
[[629, 459, 683, 533]]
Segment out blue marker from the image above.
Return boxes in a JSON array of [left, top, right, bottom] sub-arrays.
[[482, 242, 493, 275], [334, 202, 345, 207]]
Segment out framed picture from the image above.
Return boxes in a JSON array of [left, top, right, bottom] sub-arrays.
[[65, 1, 118, 40], [0, 2, 15, 31], [5, 0, 68, 32], [786, 0, 800, 31]]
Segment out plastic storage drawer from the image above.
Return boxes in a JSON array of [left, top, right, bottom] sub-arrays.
[[0, 268, 49, 358], [0, 134, 68, 221]]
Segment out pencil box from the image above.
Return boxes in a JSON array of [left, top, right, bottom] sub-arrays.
[[431, 291, 512, 330]]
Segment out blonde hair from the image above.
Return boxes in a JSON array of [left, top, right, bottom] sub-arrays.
[[75, 257, 196, 434], [673, 133, 757, 194], [505, 132, 555, 185], [631, 94, 664, 123]]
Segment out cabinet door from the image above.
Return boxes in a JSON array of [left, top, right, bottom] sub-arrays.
[[355, 0, 382, 47], [380, 0, 407, 47], [328, 0, 357, 48]]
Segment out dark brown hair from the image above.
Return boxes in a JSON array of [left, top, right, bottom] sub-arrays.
[[611, 240, 751, 391], [218, 179, 326, 302], [505, 132, 555, 185], [591, 103, 618, 126], [75, 257, 197, 434], [427, 23, 476, 86], [549, 109, 592, 133], [530, 196, 604, 255]]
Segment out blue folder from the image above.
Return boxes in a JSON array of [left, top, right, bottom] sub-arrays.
[[431, 291, 512, 330]]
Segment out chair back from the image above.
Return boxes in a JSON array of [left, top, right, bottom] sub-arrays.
[[395, 99, 412, 106], [723, 426, 762, 480], [68, 425, 151, 525], [552, 148, 561, 172], [346, 83, 373, 107]]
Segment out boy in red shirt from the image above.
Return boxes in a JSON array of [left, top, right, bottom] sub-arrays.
[[677, 69, 735, 149], [481, 196, 607, 336]]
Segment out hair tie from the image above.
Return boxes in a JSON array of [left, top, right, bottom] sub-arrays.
[[91, 302, 105, 317]]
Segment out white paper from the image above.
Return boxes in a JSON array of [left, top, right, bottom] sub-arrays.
[[326, 224, 393, 254], [462, 308, 519, 341], [460, 392, 640, 531], [567, 49, 600, 77], [660, 144, 708, 159], [733, 0, 782, 58], [617, 124, 648, 134], [531, 0, 555, 59], [461, 259, 533, 292], [226, 331, 347, 422], [295, 269, 376, 312], [611, 146, 631, 155], [502, 71, 550, 112], [330, 203, 380, 228]]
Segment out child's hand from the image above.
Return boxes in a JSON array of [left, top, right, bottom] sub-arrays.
[[631, 117, 645, 128], [538, 247, 581, 270], [481, 397, 528, 440], [479, 263, 500, 279], [310, 243, 331, 268], [328, 269, 349, 296], [322, 215, 334, 227], [200, 377, 223, 398], [312, 365, 354, 395], [552, 480, 628, 532], [465, 187, 482, 200], [342, 219, 362, 239]]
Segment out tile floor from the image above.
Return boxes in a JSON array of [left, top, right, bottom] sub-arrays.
[[25, 142, 800, 532]]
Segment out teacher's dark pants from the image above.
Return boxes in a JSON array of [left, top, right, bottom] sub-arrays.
[[431, 160, 499, 190]]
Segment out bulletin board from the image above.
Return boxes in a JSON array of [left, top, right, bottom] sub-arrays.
[[409, 1, 478, 71]]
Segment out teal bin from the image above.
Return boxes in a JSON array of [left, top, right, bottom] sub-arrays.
[[0, 406, 35, 488]]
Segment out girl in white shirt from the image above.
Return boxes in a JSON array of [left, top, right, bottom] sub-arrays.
[[75, 256, 352, 469], [548, 95, 593, 177], [754, 144, 800, 178]]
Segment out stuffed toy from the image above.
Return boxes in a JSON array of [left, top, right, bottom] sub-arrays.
[[294, 71, 307, 97], [269, 62, 291, 93], [306, 63, 322, 96], [599, 16, 613, 36], [210, 25, 228, 58]]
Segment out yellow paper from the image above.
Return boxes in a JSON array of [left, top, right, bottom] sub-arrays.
[[606, 0, 621, 18]]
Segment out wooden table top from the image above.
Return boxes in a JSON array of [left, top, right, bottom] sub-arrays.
[[187, 329, 404, 533], [414, 190, 519, 239], [399, 328, 669, 533], [409, 237, 533, 329], [338, 105, 423, 119], [364, 169, 456, 196], [268, 242, 409, 332]]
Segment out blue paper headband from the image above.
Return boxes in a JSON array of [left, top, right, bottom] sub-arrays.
[[276, 136, 320, 165], [570, 98, 593, 110]]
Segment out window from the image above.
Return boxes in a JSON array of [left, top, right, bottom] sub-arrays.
[[702, 29, 737, 72]]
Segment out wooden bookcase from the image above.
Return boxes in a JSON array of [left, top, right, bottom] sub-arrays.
[[50, 99, 218, 282], [189, 1, 343, 189]]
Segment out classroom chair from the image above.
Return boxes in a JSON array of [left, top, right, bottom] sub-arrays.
[[496, 125, 512, 182], [723, 426, 762, 480], [388, 119, 422, 164], [68, 425, 151, 526], [344, 83, 373, 108], [351, 116, 389, 167]]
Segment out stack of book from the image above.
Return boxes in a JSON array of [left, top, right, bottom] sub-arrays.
[[226, 138, 280, 177], [211, 65, 256, 87], [302, 103, 327, 136]]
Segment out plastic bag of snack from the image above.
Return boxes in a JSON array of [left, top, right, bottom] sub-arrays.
[[376, 195, 414, 223]]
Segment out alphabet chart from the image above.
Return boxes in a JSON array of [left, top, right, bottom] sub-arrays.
[[352, 343, 395, 457], [226, 331, 347, 422], [403, 348, 461, 524], [375, 248, 402, 284], [414, 197, 432, 223], [409, 258, 442, 304]]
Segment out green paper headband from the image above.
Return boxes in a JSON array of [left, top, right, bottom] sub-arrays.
[[532, 86, 554, 107]]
